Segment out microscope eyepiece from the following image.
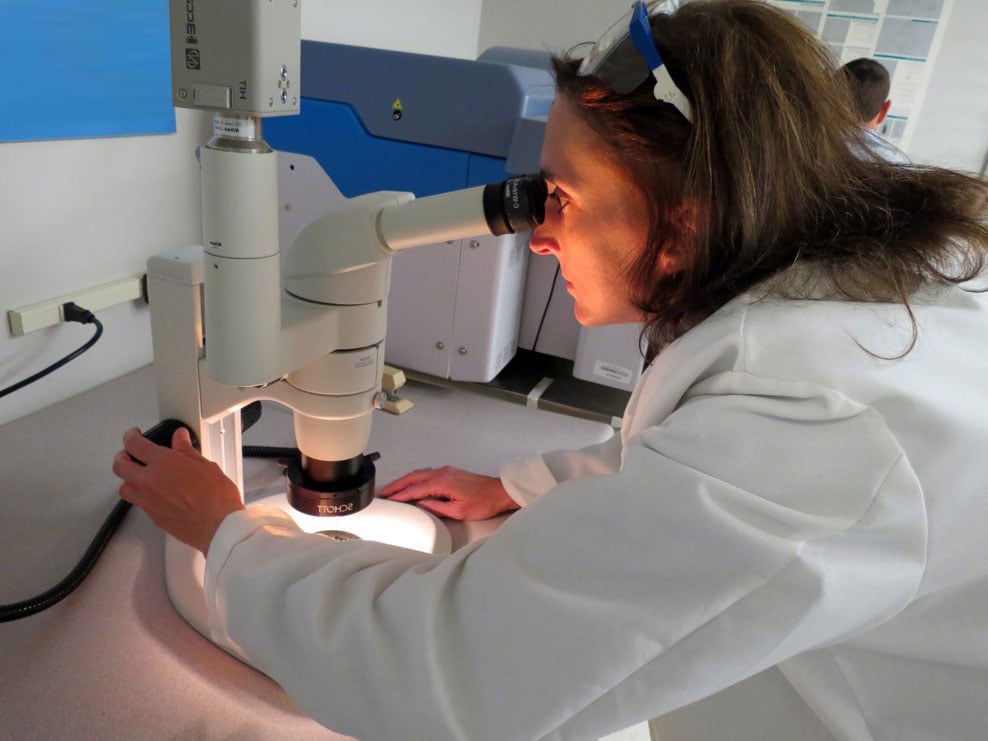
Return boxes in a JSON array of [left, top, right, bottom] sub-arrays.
[[482, 174, 547, 236]]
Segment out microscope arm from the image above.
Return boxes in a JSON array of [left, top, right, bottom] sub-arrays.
[[279, 173, 545, 470]]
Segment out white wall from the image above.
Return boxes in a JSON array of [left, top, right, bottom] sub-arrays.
[[0, 110, 209, 427], [907, 0, 988, 173], [303, 0, 482, 58], [479, 0, 630, 59]]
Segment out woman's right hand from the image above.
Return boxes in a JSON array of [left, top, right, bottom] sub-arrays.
[[378, 467, 520, 521]]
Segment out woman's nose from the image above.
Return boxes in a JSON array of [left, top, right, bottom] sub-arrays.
[[528, 223, 556, 255]]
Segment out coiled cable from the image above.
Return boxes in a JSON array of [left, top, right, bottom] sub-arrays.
[[0, 500, 132, 623], [0, 407, 267, 623]]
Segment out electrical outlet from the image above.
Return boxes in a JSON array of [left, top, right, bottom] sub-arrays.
[[7, 274, 146, 336]]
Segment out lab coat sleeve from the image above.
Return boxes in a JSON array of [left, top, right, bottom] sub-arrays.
[[499, 433, 621, 507], [204, 372, 926, 741]]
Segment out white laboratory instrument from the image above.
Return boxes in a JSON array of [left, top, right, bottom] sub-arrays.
[[151, 0, 544, 649]]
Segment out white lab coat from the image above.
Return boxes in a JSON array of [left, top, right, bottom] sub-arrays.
[[862, 129, 911, 165], [204, 277, 988, 741]]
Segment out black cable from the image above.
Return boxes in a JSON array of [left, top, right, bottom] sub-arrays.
[[0, 418, 197, 623], [243, 445, 299, 465], [0, 500, 132, 623], [531, 262, 560, 352], [0, 402, 279, 623], [0, 412, 369, 622], [0, 302, 103, 400], [0, 445, 295, 622]]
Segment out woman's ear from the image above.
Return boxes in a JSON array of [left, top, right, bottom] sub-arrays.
[[658, 200, 702, 275]]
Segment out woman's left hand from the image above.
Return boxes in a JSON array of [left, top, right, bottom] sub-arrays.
[[112, 427, 245, 554], [378, 466, 519, 521]]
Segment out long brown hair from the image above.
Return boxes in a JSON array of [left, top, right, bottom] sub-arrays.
[[553, 0, 988, 352]]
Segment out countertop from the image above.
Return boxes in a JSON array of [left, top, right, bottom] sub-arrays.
[[0, 365, 614, 739]]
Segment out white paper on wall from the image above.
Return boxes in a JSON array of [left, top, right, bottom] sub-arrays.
[[766, 0, 953, 150]]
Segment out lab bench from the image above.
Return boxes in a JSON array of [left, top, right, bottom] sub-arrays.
[[0, 364, 613, 739], [403, 348, 632, 427]]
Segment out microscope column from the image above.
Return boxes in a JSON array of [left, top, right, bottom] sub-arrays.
[[201, 117, 284, 387]]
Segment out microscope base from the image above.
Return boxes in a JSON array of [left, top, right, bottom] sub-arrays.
[[164, 493, 451, 666]]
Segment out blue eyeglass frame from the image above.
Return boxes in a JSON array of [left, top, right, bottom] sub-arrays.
[[632, 0, 693, 122], [577, 0, 693, 122], [629, 0, 665, 73]]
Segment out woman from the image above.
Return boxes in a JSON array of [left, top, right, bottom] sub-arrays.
[[115, 1, 988, 738]]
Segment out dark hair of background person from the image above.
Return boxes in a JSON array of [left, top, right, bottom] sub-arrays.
[[842, 57, 892, 122], [552, 0, 988, 354]]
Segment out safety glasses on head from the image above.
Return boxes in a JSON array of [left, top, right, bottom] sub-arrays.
[[577, 0, 692, 123]]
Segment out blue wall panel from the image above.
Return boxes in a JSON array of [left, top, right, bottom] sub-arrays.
[[0, 0, 174, 142]]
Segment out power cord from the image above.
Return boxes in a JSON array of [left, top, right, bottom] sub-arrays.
[[0, 418, 191, 623], [0, 302, 104, 400], [0, 500, 133, 623], [532, 263, 560, 352], [0, 407, 264, 623]]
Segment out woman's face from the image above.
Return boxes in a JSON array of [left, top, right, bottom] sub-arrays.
[[530, 94, 651, 327]]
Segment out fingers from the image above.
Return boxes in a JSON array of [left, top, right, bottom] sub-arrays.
[[115, 448, 152, 509], [121, 427, 169, 466], [380, 472, 454, 505], [171, 426, 193, 451], [118, 481, 142, 505], [378, 468, 440, 499], [112, 448, 147, 483], [114, 425, 194, 489], [384, 485, 442, 504], [171, 426, 204, 460], [415, 498, 465, 520]]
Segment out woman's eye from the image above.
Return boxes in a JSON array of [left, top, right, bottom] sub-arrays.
[[547, 190, 569, 213]]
